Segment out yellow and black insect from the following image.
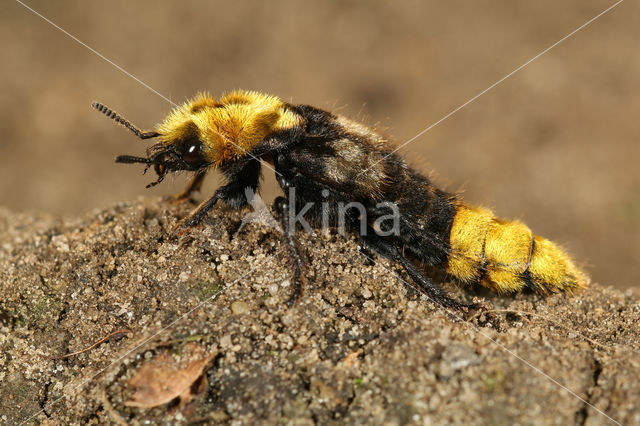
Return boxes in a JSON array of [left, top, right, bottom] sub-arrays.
[[93, 90, 588, 310]]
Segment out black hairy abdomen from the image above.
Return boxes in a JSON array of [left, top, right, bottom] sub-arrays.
[[273, 127, 457, 270]]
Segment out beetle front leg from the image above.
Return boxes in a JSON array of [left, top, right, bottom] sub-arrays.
[[171, 190, 223, 238], [171, 159, 261, 238], [168, 170, 208, 204]]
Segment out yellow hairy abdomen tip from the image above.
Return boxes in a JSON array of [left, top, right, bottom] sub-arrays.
[[448, 206, 493, 282], [528, 237, 587, 292], [484, 219, 532, 293], [447, 204, 587, 294]]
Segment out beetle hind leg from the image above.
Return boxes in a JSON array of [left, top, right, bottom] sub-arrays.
[[360, 231, 483, 312]]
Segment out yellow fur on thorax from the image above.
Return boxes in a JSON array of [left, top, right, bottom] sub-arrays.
[[448, 205, 588, 293], [156, 90, 303, 166]]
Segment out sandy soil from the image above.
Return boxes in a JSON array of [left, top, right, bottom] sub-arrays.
[[1, 198, 638, 425]]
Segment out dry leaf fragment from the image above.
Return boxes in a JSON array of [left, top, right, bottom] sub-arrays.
[[125, 343, 216, 408]]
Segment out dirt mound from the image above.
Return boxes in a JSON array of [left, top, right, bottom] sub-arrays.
[[1, 198, 638, 424]]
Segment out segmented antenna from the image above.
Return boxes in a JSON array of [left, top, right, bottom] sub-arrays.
[[115, 155, 152, 178], [115, 155, 151, 164], [92, 102, 160, 140]]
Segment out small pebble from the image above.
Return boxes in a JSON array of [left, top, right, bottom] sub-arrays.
[[361, 287, 373, 299], [231, 300, 249, 315]]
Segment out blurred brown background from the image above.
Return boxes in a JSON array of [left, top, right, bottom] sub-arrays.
[[1, 1, 638, 289]]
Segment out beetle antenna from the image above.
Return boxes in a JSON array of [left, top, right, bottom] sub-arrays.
[[115, 155, 152, 164], [92, 102, 160, 140]]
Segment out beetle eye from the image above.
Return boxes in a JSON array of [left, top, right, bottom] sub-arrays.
[[181, 141, 202, 166]]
